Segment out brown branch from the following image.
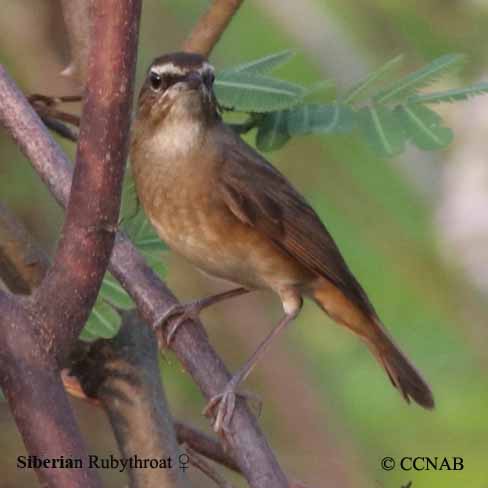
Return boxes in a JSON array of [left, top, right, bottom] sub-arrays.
[[0, 291, 102, 488], [39, 115, 79, 142], [110, 241, 290, 488], [0, 202, 50, 294], [63, 371, 240, 476], [182, 0, 244, 57], [30, 102, 81, 127], [70, 311, 189, 488], [0, 1, 142, 486], [30, 0, 141, 362], [29, 94, 82, 127], [0, 191, 97, 488], [28, 95, 81, 141], [175, 422, 239, 473]]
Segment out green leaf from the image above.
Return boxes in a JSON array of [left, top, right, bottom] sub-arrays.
[[137, 235, 168, 255], [255, 111, 290, 152], [395, 104, 453, 150], [343, 54, 404, 104], [287, 103, 355, 135], [221, 50, 295, 75], [356, 105, 406, 157], [304, 79, 335, 97], [79, 327, 100, 342], [120, 186, 167, 276], [80, 299, 121, 341], [214, 72, 304, 112], [407, 83, 488, 105], [374, 53, 466, 104], [99, 272, 133, 310], [123, 207, 152, 241], [146, 253, 167, 280], [123, 205, 166, 249], [120, 170, 139, 223]]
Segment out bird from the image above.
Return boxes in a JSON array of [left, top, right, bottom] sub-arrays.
[[130, 51, 434, 433]]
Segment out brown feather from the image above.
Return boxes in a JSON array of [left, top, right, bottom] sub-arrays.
[[215, 125, 434, 410], [313, 279, 434, 409], [216, 125, 376, 319]]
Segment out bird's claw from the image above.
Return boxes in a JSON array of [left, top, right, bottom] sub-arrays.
[[203, 389, 237, 435], [153, 302, 201, 345], [203, 383, 262, 435]]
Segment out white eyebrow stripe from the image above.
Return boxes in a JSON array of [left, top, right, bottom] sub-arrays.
[[150, 61, 215, 77], [198, 62, 215, 75], [150, 63, 187, 76]]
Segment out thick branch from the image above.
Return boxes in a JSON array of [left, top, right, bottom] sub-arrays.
[[0, 207, 237, 485], [182, 0, 244, 57], [31, 0, 141, 361], [0, 203, 50, 294], [70, 311, 188, 488], [0, 218, 191, 488], [110, 239, 290, 488], [0, 290, 102, 487], [62, 374, 240, 474], [0, 1, 142, 486]]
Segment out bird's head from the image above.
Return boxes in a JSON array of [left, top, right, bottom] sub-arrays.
[[137, 52, 218, 129]]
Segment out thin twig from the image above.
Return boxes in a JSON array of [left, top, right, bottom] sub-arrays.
[[184, 445, 234, 488], [30, 101, 81, 127], [28, 95, 82, 142], [182, 0, 244, 57], [175, 422, 239, 473], [40, 116, 79, 142], [29, 94, 83, 105]]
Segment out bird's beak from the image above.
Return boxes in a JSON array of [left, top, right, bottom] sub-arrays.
[[184, 72, 203, 91], [184, 71, 214, 103]]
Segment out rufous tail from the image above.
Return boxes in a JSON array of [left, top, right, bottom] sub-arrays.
[[313, 286, 434, 409], [365, 318, 434, 409]]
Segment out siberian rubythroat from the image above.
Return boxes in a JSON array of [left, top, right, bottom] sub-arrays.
[[131, 52, 434, 433]]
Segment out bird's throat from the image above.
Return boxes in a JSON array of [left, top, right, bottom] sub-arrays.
[[147, 114, 207, 161]]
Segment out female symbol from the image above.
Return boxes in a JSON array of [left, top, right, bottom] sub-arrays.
[[178, 453, 189, 472]]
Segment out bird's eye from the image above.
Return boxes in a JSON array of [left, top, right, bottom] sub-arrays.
[[149, 72, 163, 91], [203, 71, 215, 87]]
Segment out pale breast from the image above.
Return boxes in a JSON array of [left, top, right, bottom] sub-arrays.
[[131, 127, 312, 292]]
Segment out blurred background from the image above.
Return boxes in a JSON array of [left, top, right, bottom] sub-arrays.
[[1, 0, 488, 487]]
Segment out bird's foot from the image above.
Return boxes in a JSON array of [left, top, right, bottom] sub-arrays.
[[203, 378, 262, 435], [153, 301, 204, 345], [153, 288, 250, 346]]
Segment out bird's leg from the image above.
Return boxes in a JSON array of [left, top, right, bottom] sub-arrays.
[[154, 287, 251, 344], [203, 307, 300, 435]]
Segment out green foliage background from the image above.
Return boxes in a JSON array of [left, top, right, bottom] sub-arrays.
[[1, 1, 488, 487]]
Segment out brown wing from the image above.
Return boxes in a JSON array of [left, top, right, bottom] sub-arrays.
[[216, 127, 377, 319]]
